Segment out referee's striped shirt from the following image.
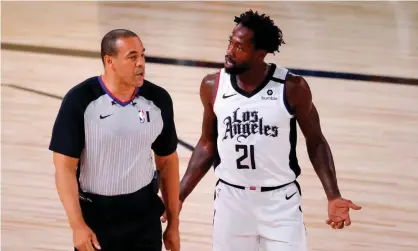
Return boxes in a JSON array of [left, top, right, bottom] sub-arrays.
[[49, 76, 178, 196]]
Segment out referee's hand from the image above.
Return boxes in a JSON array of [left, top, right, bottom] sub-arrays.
[[163, 224, 180, 251], [73, 222, 101, 251]]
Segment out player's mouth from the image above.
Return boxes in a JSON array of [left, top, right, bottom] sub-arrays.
[[225, 56, 235, 67]]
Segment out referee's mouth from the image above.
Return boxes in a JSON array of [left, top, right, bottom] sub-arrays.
[[135, 71, 145, 82]]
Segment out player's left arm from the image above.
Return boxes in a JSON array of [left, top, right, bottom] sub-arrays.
[[286, 74, 361, 229]]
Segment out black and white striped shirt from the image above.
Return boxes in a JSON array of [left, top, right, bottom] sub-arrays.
[[49, 76, 178, 196]]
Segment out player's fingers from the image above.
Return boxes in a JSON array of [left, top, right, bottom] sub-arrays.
[[336, 221, 344, 229], [330, 215, 344, 223], [161, 212, 167, 223], [91, 233, 101, 250], [344, 214, 352, 226], [348, 202, 362, 210]]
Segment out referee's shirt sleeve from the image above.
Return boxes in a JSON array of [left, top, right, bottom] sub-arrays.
[[152, 89, 178, 156], [49, 88, 85, 158]]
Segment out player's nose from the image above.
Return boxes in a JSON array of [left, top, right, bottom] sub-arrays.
[[226, 45, 236, 58]]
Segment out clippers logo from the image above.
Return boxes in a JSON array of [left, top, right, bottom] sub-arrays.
[[138, 110, 150, 123], [222, 108, 278, 142]]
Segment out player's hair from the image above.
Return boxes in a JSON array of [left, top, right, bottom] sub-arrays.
[[100, 29, 139, 64], [234, 10, 285, 54]]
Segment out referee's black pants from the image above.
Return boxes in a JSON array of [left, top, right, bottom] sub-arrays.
[[76, 181, 165, 251]]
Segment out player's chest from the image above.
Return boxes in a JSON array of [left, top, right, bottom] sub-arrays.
[[215, 94, 284, 126]]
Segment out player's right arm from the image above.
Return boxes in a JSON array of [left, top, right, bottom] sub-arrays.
[[49, 87, 100, 251], [179, 72, 219, 203]]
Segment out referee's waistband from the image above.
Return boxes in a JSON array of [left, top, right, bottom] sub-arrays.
[[216, 178, 297, 192], [79, 181, 154, 204]]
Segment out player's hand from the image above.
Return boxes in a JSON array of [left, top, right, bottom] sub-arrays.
[[163, 224, 180, 251], [161, 199, 183, 223], [326, 197, 362, 229], [72, 222, 101, 251]]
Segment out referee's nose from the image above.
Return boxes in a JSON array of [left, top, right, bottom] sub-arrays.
[[136, 55, 145, 68]]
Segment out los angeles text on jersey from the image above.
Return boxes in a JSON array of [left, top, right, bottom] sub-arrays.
[[222, 107, 278, 143]]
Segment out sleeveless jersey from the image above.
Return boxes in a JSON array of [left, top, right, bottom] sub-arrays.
[[213, 63, 300, 187]]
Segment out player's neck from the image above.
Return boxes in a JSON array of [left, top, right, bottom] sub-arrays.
[[236, 63, 269, 92], [101, 73, 136, 102]]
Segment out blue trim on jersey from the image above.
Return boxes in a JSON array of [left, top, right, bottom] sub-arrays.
[[97, 76, 139, 107]]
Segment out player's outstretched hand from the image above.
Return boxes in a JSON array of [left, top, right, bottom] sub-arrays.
[[326, 197, 362, 229]]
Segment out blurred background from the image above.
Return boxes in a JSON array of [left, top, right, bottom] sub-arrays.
[[2, 1, 418, 251]]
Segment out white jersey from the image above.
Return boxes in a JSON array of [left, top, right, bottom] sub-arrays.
[[213, 63, 300, 187]]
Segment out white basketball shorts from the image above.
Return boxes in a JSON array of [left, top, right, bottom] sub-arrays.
[[212, 180, 307, 251]]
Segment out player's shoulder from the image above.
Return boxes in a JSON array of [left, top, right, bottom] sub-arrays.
[[201, 70, 221, 88], [285, 72, 310, 94], [284, 72, 312, 107], [199, 70, 222, 104], [61, 76, 103, 107]]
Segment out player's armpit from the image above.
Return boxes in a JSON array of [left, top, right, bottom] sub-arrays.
[[286, 75, 341, 201], [179, 73, 219, 203]]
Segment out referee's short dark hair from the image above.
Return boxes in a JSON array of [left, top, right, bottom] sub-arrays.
[[100, 29, 139, 64]]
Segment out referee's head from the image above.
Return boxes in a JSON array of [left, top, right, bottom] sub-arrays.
[[101, 29, 146, 87]]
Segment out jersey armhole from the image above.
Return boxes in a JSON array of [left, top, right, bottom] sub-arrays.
[[282, 72, 295, 117], [212, 70, 221, 108]]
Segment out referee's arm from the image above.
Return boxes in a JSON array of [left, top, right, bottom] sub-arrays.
[[49, 90, 86, 229], [49, 89, 100, 250], [152, 90, 180, 228], [155, 152, 180, 225]]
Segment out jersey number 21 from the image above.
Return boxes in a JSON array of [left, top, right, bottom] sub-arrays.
[[235, 144, 256, 169]]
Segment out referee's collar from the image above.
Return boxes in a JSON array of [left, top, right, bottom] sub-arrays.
[[98, 76, 140, 107]]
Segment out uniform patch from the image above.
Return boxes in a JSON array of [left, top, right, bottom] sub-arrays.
[[138, 109, 150, 123], [138, 109, 146, 123]]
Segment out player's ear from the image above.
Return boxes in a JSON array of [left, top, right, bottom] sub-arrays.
[[255, 49, 268, 60]]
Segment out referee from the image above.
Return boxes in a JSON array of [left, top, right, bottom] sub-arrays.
[[49, 29, 180, 251]]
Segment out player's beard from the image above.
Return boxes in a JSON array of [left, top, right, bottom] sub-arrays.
[[224, 64, 250, 75]]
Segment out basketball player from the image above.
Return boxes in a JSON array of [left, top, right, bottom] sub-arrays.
[[49, 29, 180, 251], [175, 10, 362, 251]]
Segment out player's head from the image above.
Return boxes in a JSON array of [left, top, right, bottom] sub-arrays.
[[101, 29, 145, 87], [225, 10, 285, 74]]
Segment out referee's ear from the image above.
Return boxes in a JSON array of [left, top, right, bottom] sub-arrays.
[[103, 55, 115, 70]]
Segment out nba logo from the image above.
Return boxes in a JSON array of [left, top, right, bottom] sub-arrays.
[[138, 109, 150, 123], [138, 110, 146, 123]]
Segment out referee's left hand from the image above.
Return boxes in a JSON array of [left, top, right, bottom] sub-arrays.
[[163, 224, 180, 251]]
